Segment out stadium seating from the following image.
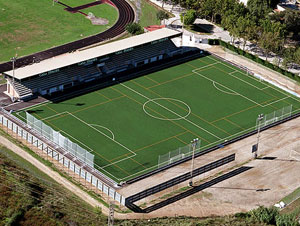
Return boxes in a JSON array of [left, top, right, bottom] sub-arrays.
[[16, 39, 179, 98], [8, 78, 33, 99]]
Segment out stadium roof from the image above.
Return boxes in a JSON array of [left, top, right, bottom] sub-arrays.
[[4, 28, 181, 80]]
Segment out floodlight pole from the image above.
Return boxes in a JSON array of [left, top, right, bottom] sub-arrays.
[[10, 56, 17, 101], [254, 114, 264, 159], [189, 138, 199, 187]]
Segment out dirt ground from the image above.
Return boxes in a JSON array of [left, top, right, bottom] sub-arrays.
[[118, 116, 300, 218], [1, 46, 300, 219]]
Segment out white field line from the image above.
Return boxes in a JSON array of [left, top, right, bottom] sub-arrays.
[[229, 70, 269, 91], [66, 112, 136, 156], [120, 83, 222, 140], [262, 97, 289, 107], [41, 111, 68, 121], [194, 61, 219, 70], [15, 111, 123, 180], [207, 55, 300, 105], [193, 69, 263, 106], [213, 82, 238, 95], [193, 68, 290, 108], [89, 124, 115, 140], [58, 132, 123, 181], [15, 100, 50, 113], [59, 130, 95, 154]]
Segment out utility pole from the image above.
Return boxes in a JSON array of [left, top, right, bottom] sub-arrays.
[[254, 114, 264, 159], [189, 138, 199, 187], [108, 202, 114, 226]]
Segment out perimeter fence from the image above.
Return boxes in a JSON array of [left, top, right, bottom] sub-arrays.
[[256, 105, 292, 128], [26, 112, 94, 166], [0, 110, 125, 206], [158, 141, 201, 168]]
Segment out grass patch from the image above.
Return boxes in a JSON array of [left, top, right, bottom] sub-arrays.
[[0, 127, 110, 209], [0, 0, 118, 62], [139, 0, 161, 27], [282, 187, 300, 205]]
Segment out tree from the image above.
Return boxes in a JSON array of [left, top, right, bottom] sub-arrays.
[[247, 0, 271, 21], [170, 0, 179, 12], [282, 48, 295, 69], [260, 19, 286, 37], [259, 31, 282, 61], [181, 9, 197, 25], [199, 0, 215, 21], [156, 10, 169, 23], [283, 10, 300, 38], [161, 0, 167, 9], [125, 23, 144, 35], [294, 48, 300, 65]]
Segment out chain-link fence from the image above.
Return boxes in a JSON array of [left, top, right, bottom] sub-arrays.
[[0, 112, 125, 205], [158, 141, 201, 168], [26, 112, 94, 166], [257, 105, 292, 129]]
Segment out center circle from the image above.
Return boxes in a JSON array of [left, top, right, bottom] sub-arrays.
[[143, 98, 191, 120]]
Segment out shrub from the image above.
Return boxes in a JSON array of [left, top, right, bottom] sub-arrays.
[[275, 213, 299, 226], [156, 10, 169, 21], [250, 206, 278, 225], [181, 10, 197, 25], [126, 23, 144, 35]]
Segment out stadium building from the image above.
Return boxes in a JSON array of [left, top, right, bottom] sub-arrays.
[[3, 28, 196, 101]]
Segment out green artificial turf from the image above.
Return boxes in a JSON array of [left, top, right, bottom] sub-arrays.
[[0, 0, 118, 63], [15, 55, 300, 183]]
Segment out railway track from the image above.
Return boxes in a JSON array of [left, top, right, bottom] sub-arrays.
[[0, 0, 135, 73]]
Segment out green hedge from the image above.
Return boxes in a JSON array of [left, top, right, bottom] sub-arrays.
[[208, 39, 300, 83]]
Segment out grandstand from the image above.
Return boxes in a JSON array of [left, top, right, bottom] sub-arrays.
[[3, 28, 185, 101]]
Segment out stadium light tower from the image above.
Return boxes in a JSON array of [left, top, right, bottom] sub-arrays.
[[254, 114, 264, 159], [189, 138, 199, 187]]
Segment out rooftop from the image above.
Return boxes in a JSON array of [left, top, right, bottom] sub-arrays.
[[4, 28, 181, 80]]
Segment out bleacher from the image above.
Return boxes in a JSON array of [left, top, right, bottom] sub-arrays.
[[105, 39, 178, 71], [8, 78, 33, 99], [21, 65, 100, 93], [3, 28, 184, 101]]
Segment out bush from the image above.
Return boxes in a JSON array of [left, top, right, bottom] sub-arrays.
[[156, 10, 169, 21], [181, 10, 197, 25], [126, 23, 144, 35], [234, 212, 251, 219], [275, 213, 299, 226], [250, 206, 278, 225]]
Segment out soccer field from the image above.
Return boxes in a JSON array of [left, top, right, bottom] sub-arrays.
[[15, 55, 300, 183], [0, 0, 118, 62]]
